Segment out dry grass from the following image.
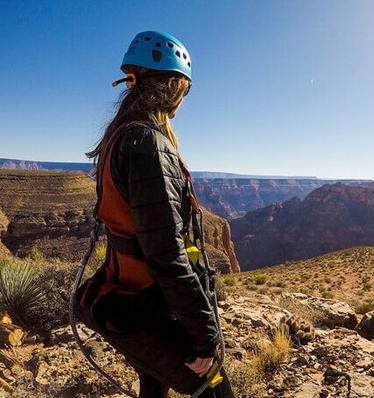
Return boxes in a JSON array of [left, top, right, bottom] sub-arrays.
[[233, 246, 374, 310], [277, 295, 327, 326], [253, 329, 291, 375], [225, 356, 265, 398]]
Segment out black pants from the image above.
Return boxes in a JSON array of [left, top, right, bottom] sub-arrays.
[[103, 321, 234, 397], [76, 288, 234, 397], [137, 366, 233, 398]]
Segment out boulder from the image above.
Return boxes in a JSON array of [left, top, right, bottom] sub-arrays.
[[281, 293, 358, 329], [356, 310, 374, 339]]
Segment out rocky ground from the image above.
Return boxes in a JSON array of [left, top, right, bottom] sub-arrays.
[[1, 241, 374, 397], [1, 285, 374, 397]]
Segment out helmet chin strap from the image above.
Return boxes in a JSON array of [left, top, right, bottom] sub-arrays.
[[112, 73, 137, 87]]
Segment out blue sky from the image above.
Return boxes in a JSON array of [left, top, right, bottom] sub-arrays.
[[1, 0, 373, 179]]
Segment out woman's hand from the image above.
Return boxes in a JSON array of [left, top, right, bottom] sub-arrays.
[[184, 357, 214, 377]]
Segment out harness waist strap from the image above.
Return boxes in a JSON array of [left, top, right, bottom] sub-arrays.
[[106, 230, 144, 258]]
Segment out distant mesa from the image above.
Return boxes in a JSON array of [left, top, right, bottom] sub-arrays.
[[2, 158, 372, 220], [0, 158, 94, 173]]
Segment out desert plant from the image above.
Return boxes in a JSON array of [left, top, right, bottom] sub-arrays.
[[362, 282, 372, 292], [214, 273, 226, 301], [225, 356, 265, 398], [0, 261, 45, 325], [353, 300, 374, 314], [35, 260, 76, 330], [29, 245, 44, 262], [253, 329, 291, 374], [280, 314, 315, 344], [278, 295, 327, 326], [223, 275, 236, 287], [321, 291, 334, 299], [254, 275, 267, 285]]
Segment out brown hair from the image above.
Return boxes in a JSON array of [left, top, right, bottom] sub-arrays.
[[86, 66, 190, 176]]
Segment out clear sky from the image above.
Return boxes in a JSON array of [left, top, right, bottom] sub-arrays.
[[1, 0, 373, 179]]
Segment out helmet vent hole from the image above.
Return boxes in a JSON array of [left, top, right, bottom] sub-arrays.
[[167, 42, 174, 48], [183, 53, 187, 60], [187, 62, 191, 67], [155, 42, 161, 47], [134, 39, 139, 44], [152, 50, 162, 62], [145, 37, 151, 41], [175, 51, 181, 58]]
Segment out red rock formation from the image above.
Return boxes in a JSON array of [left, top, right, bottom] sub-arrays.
[[202, 208, 240, 273], [194, 178, 372, 219], [230, 183, 374, 270]]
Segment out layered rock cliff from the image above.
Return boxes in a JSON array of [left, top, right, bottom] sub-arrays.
[[230, 183, 374, 270], [0, 170, 96, 260], [0, 170, 239, 272], [202, 208, 240, 273], [194, 178, 372, 219]]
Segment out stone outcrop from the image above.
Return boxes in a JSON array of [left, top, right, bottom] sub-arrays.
[[356, 311, 374, 340], [230, 183, 374, 270], [0, 170, 96, 260], [281, 293, 358, 329], [202, 208, 240, 273], [0, 170, 239, 272]]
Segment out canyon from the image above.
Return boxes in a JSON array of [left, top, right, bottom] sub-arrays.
[[230, 182, 374, 270]]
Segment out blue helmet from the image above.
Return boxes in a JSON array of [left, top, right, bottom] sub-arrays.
[[121, 31, 192, 81]]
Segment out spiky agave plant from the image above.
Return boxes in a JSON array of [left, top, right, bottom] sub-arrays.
[[0, 260, 45, 325]]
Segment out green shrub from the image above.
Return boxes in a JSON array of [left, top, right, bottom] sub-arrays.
[[254, 275, 267, 285], [223, 275, 236, 287], [214, 274, 226, 301], [0, 261, 45, 324], [36, 260, 76, 330], [321, 291, 334, 299], [30, 246, 44, 261], [354, 300, 374, 314], [362, 282, 372, 292]]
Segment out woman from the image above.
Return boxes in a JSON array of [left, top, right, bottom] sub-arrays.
[[82, 31, 234, 398]]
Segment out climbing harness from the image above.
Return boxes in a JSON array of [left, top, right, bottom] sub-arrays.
[[69, 175, 225, 398]]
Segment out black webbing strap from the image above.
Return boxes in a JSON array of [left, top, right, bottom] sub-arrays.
[[106, 229, 144, 259]]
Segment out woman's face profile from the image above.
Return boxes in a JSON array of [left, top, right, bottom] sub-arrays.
[[168, 100, 183, 119]]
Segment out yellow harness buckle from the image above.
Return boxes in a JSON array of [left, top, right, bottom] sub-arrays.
[[183, 234, 200, 266], [207, 363, 223, 388]]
